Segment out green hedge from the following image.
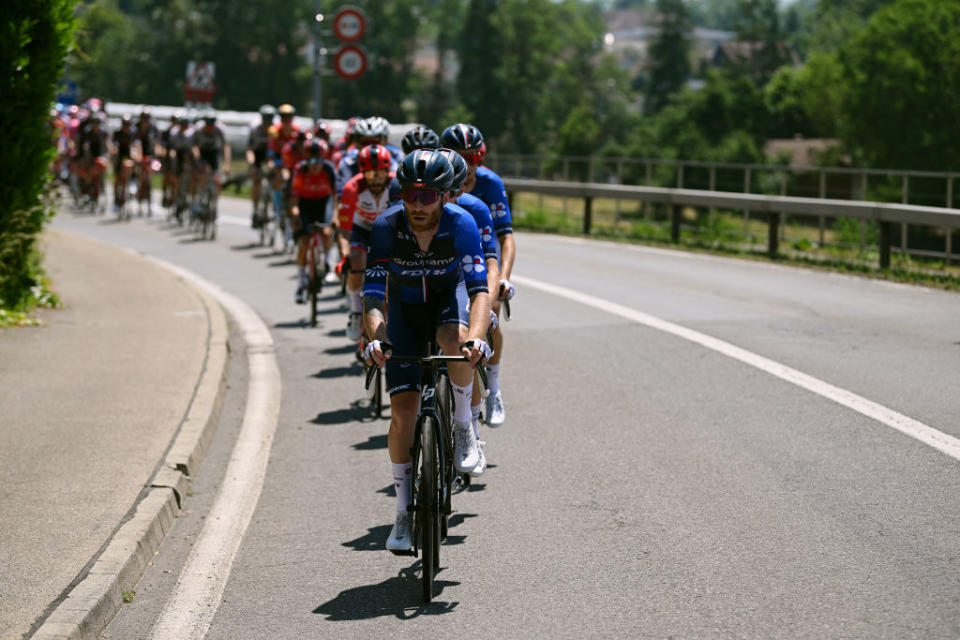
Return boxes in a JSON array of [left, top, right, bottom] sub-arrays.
[[0, 0, 75, 311]]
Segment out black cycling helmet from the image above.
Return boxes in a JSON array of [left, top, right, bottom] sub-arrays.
[[440, 123, 484, 151], [396, 149, 454, 191], [401, 126, 440, 155], [202, 110, 217, 125], [434, 148, 468, 191]]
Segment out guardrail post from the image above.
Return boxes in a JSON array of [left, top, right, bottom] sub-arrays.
[[583, 196, 593, 235], [780, 171, 788, 243], [768, 212, 780, 257], [644, 162, 652, 220], [671, 206, 681, 243], [947, 176, 954, 265], [819, 170, 826, 247], [708, 165, 716, 224], [743, 168, 751, 238], [615, 160, 623, 223], [901, 175, 909, 256], [879, 221, 892, 269]]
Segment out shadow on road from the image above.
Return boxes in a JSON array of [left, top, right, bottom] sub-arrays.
[[274, 319, 310, 329], [324, 344, 358, 356], [342, 524, 391, 551], [230, 242, 261, 251], [313, 562, 458, 620], [312, 364, 362, 379], [311, 403, 372, 425], [178, 236, 211, 244], [352, 434, 388, 450], [267, 259, 296, 268]]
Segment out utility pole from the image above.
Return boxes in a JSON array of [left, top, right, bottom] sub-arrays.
[[313, 0, 324, 120]]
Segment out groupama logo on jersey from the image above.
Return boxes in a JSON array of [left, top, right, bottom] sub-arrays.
[[462, 255, 486, 274], [480, 225, 493, 243], [491, 202, 508, 219]]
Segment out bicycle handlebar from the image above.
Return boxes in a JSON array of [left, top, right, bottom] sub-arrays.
[[363, 341, 492, 390], [498, 282, 511, 321]]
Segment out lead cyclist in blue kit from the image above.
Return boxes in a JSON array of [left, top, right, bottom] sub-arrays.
[[362, 149, 492, 552], [441, 124, 516, 427]]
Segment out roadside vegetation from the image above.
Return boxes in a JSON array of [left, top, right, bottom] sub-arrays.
[[1, 1, 75, 327]]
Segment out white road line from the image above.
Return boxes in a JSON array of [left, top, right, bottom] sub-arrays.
[[513, 274, 960, 463], [146, 259, 281, 640]]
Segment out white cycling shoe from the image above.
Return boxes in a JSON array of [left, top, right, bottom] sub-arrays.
[[386, 511, 413, 552], [470, 441, 486, 478], [346, 312, 362, 341], [485, 390, 505, 426], [454, 419, 479, 473]]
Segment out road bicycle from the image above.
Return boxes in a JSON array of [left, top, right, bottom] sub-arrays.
[[365, 341, 489, 603], [361, 333, 385, 418], [191, 164, 218, 241], [305, 221, 334, 327]]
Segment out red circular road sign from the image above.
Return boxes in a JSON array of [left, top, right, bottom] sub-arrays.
[[334, 46, 367, 79], [333, 7, 366, 42]]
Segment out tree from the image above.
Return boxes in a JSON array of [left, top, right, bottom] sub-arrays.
[[839, 0, 960, 170], [645, 0, 691, 114], [732, 0, 785, 83], [1, 0, 75, 311]]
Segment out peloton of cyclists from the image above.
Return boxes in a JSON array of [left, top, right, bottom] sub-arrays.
[[190, 111, 231, 238], [362, 149, 492, 552]]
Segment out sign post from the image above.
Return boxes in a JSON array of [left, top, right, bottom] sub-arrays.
[[184, 61, 216, 107]]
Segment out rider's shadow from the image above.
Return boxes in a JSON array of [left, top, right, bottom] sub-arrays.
[[311, 402, 374, 425], [313, 561, 458, 620], [353, 434, 388, 450]]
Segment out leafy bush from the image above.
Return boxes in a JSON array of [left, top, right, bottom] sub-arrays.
[[0, 0, 75, 312]]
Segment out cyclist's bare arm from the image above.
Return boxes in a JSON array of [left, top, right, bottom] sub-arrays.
[[465, 291, 491, 343], [485, 257, 500, 300], [363, 297, 388, 366], [499, 232, 516, 283]]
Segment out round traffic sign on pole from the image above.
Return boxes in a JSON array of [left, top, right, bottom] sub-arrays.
[[334, 46, 367, 79], [333, 7, 366, 42]]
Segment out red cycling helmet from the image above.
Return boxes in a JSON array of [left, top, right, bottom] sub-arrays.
[[358, 144, 392, 172]]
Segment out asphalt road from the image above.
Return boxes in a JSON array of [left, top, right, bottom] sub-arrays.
[[51, 193, 960, 639]]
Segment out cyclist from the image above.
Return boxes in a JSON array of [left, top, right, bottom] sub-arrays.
[[441, 124, 516, 427], [337, 117, 401, 193], [362, 150, 491, 552], [435, 148, 500, 475], [190, 111, 231, 237], [160, 113, 179, 207], [338, 144, 395, 341], [269, 104, 302, 249], [290, 139, 338, 304], [110, 113, 135, 211], [400, 125, 440, 155], [75, 110, 108, 208], [247, 104, 275, 227], [133, 108, 158, 214], [167, 112, 195, 221]]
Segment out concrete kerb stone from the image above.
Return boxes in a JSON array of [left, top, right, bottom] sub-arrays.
[[31, 267, 231, 640]]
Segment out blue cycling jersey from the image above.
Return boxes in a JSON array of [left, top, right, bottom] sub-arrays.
[[364, 203, 489, 304], [469, 166, 513, 237], [453, 193, 497, 260]]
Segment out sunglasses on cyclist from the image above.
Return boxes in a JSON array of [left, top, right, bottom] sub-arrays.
[[457, 149, 483, 166], [401, 187, 441, 206]]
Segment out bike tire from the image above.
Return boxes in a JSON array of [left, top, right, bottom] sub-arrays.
[[309, 259, 319, 327], [374, 368, 383, 418], [419, 416, 439, 603]]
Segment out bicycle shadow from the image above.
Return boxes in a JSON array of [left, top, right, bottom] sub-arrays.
[[324, 344, 358, 356], [312, 364, 362, 379], [311, 403, 373, 425], [267, 259, 296, 267], [230, 242, 261, 251], [352, 434, 388, 450], [313, 562, 458, 620], [178, 236, 212, 244], [342, 524, 391, 551]]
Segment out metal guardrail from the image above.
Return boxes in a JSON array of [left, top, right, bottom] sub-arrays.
[[502, 178, 960, 269]]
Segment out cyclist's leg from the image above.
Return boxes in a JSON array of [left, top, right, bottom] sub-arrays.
[[346, 225, 368, 337], [436, 285, 480, 472]]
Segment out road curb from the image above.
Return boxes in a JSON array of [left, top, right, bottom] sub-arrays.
[[30, 268, 231, 640]]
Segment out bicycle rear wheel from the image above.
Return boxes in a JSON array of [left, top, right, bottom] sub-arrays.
[[419, 416, 440, 603]]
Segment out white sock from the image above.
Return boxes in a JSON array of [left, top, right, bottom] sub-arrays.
[[327, 252, 337, 273], [347, 285, 363, 313], [450, 380, 473, 424], [393, 462, 412, 512], [297, 265, 307, 284], [471, 404, 482, 438], [485, 364, 501, 395]]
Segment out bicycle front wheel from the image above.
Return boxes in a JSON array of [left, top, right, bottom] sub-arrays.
[[419, 416, 440, 603]]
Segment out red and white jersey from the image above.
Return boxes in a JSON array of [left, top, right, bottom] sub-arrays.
[[338, 172, 394, 233]]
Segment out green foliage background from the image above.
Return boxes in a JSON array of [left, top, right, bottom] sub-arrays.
[[1, 0, 75, 313]]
